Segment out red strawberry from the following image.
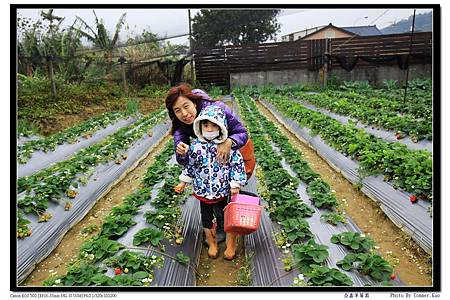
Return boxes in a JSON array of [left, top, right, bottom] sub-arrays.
[[390, 273, 396, 280], [395, 134, 401, 140], [410, 195, 417, 203], [114, 268, 121, 275]]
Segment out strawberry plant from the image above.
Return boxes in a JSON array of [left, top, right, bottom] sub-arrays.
[[330, 232, 375, 253], [100, 214, 138, 239], [144, 207, 180, 230], [270, 197, 314, 222], [292, 239, 329, 274], [79, 236, 124, 263], [307, 178, 338, 209], [112, 272, 154, 286], [337, 253, 394, 282], [304, 264, 353, 286], [104, 251, 164, 274], [175, 252, 190, 265], [17, 211, 32, 239], [110, 203, 140, 216], [320, 212, 347, 226], [280, 217, 313, 243], [132, 227, 164, 247], [43, 263, 111, 286]]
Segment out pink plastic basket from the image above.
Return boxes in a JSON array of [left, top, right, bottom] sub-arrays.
[[224, 202, 261, 235], [230, 193, 260, 205]]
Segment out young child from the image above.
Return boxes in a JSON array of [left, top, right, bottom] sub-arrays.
[[174, 105, 247, 260]]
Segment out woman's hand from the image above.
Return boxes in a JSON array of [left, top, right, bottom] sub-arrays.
[[230, 187, 240, 196], [176, 142, 189, 156], [217, 138, 233, 164]]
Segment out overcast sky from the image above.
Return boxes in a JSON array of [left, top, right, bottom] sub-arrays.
[[17, 7, 433, 47]]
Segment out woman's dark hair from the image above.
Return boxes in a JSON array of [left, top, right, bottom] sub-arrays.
[[165, 83, 204, 135]]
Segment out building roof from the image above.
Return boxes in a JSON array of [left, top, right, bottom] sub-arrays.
[[300, 23, 359, 40], [281, 25, 326, 39], [282, 23, 383, 40], [341, 25, 383, 36]]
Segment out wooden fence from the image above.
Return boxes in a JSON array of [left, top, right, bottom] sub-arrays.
[[194, 32, 432, 87]]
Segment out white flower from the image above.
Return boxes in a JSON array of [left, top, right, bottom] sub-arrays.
[[360, 234, 366, 238], [286, 243, 291, 247], [298, 274, 304, 281], [55, 279, 61, 284]]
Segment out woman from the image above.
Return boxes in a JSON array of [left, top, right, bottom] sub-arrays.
[[165, 83, 255, 248], [165, 84, 251, 169]]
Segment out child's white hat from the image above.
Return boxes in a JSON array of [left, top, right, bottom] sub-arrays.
[[193, 105, 228, 143]]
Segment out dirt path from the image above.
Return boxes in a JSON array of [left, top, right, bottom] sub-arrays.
[[256, 101, 432, 286], [196, 237, 246, 286], [22, 134, 171, 286]]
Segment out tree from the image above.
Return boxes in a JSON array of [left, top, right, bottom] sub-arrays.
[[17, 10, 82, 80], [76, 10, 126, 65], [192, 9, 281, 48]]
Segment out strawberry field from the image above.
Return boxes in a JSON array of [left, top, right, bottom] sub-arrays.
[[15, 81, 434, 288]]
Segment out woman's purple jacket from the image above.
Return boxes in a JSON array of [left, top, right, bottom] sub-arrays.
[[173, 89, 248, 166]]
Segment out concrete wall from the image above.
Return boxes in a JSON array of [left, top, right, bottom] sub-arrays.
[[229, 64, 431, 89]]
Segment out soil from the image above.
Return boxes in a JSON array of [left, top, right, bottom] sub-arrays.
[[256, 101, 432, 286], [22, 134, 171, 286], [39, 97, 163, 136], [196, 237, 246, 286]]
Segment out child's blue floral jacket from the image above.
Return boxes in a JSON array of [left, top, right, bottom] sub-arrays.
[[179, 105, 247, 200]]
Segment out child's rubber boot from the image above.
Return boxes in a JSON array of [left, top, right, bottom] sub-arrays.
[[215, 226, 226, 244], [213, 205, 226, 244], [224, 232, 237, 260], [203, 222, 225, 245], [204, 228, 218, 259]]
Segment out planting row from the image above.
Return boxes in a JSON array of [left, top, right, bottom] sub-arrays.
[[17, 109, 167, 238], [223, 96, 298, 286], [286, 98, 431, 152], [18, 111, 129, 164], [234, 90, 397, 286], [18, 117, 139, 178], [338, 79, 432, 119], [17, 118, 170, 283], [256, 86, 432, 142], [258, 98, 432, 254], [294, 91, 430, 142], [40, 140, 201, 287], [251, 89, 432, 202]]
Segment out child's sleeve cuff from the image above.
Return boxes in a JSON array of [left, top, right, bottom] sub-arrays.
[[230, 180, 241, 189], [179, 174, 193, 183]]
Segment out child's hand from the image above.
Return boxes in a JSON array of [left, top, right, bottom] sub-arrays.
[[174, 182, 186, 193], [176, 142, 189, 156], [230, 187, 240, 196]]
